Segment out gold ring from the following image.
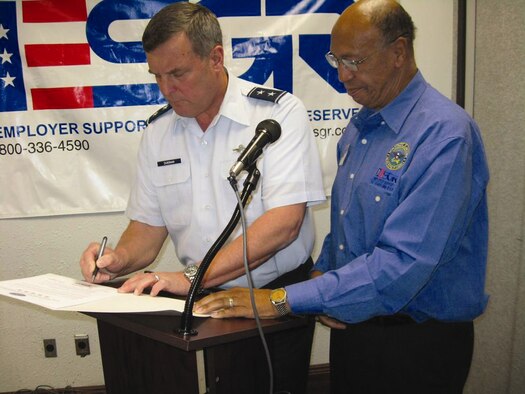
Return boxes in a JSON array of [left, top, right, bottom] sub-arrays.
[[228, 297, 234, 308]]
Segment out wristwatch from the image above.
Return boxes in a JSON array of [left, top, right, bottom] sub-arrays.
[[183, 264, 199, 284], [270, 288, 291, 316]]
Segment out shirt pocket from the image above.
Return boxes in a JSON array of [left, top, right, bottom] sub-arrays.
[[151, 162, 192, 227]]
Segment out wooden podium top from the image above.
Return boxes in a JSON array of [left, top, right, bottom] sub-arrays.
[[85, 304, 308, 352]]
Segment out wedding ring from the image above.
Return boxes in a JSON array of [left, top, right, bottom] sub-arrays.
[[228, 297, 234, 308], [154, 274, 160, 282]]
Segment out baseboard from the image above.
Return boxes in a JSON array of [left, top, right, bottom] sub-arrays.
[[0, 386, 106, 394], [2, 364, 330, 394], [306, 363, 330, 394]]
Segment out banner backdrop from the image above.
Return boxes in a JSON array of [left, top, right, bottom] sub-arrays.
[[0, 0, 452, 218]]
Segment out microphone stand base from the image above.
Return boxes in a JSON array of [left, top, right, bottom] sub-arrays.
[[176, 328, 198, 338]]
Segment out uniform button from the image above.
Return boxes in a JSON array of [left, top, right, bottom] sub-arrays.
[[204, 205, 211, 210], [350, 173, 355, 179], [340, 209, 344, 215], [361, 138, 367, 145], [339, 244, 344, 251], [201, 140, 208, 145], [380, 121, 385, 126], [375, 195, 381, 202]]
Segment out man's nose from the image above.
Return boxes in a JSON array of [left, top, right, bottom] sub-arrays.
[[158, 75, 178, 95], [337, 64, 355, 83]]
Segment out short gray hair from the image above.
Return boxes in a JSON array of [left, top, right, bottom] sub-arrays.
[[369, 1, 416, 48], [142, 2, 222, 57]]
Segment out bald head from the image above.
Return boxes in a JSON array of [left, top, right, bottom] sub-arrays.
[[334, 0, 416, 54]]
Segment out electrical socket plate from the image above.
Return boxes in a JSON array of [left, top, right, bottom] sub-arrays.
[[43, 338, 57, 358], [74, 334, 90, 357]]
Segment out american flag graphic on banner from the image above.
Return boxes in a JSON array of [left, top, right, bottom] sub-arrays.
[[0, 0, 164, 113], [0, 1, 27, 112]]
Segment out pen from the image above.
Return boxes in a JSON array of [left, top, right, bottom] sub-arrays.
[[91, 236, 107, 282]]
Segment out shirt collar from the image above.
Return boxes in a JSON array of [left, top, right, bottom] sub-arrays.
[[216, 70, 251, 127], [379, 70, 427, 134], [169, 69, 250, 131], [353, 70, 427, 134]]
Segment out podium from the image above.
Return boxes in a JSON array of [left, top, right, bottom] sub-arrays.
[[86, 310, 310, 394]]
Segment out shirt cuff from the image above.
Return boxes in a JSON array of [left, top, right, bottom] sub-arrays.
[[286, 279, 324, 315]]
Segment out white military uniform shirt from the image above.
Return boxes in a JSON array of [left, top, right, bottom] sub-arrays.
[[126, 74, 325, 288]]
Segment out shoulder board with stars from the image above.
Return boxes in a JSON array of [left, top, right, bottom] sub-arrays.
[[247, 87, 287, 104], [147, 104, 172, 125]]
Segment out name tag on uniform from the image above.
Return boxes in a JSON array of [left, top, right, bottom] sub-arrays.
[[157, 158, 182, 167]]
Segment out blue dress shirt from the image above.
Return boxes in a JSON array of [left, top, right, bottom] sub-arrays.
[[287, 71, 489, 323]]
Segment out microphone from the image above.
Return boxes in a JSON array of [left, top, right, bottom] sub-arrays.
[[229, 119, 281, 179]]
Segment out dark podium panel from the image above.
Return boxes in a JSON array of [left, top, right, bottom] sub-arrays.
[[87, 310, 310, 394]]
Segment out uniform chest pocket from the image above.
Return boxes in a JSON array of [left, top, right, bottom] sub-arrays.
[[151, 162, 192, 227], [152, 160, 190, 186]]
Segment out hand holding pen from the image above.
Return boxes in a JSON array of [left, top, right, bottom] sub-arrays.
[[91, 236, 107, 282]]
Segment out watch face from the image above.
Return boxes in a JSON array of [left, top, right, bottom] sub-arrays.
[[185, 265, 199, 280], [187, 265, 198, 275], [271, 288, 286, 303]]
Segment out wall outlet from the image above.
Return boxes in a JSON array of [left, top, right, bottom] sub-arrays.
[[74, 334, 90, 357], [43, 338, 57, 358]]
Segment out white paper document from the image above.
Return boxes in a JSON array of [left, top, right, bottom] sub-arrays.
[[0, 273, 187, 314]]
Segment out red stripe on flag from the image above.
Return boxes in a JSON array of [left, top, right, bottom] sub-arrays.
[[22, 0, 88, 23], [25, 44, 91, 67], [31, 87, 94, 110]]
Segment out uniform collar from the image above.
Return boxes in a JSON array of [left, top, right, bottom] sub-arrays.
[[216, 70, 251, 127], [169, 69, 249, 132]]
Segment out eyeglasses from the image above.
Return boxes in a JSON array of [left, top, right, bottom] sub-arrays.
[[325, 49, 381, 72], [325, 33, 409, 72]]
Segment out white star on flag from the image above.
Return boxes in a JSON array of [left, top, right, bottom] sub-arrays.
[[0, 24, 9, 39], [1, 71, 15, 87], [0, 48, 13, 64]]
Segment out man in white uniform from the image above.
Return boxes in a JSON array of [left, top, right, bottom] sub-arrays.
[[79, 3, 325, 393]]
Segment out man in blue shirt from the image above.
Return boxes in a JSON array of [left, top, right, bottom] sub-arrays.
[[196, 0, 489, 392]]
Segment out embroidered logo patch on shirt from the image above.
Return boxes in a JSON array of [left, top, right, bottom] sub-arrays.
[[371, 168, 398, 193], [385, 142, 410, 171]]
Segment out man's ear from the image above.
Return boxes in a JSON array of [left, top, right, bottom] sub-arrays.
[[391, 36, 410, 67], [209, 45, 224, 69]]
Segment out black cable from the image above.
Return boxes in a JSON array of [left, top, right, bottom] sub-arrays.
[[232, 185, 274, 394]]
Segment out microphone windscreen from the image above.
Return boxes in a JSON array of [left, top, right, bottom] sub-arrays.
[[256, 119, 281, 143]]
